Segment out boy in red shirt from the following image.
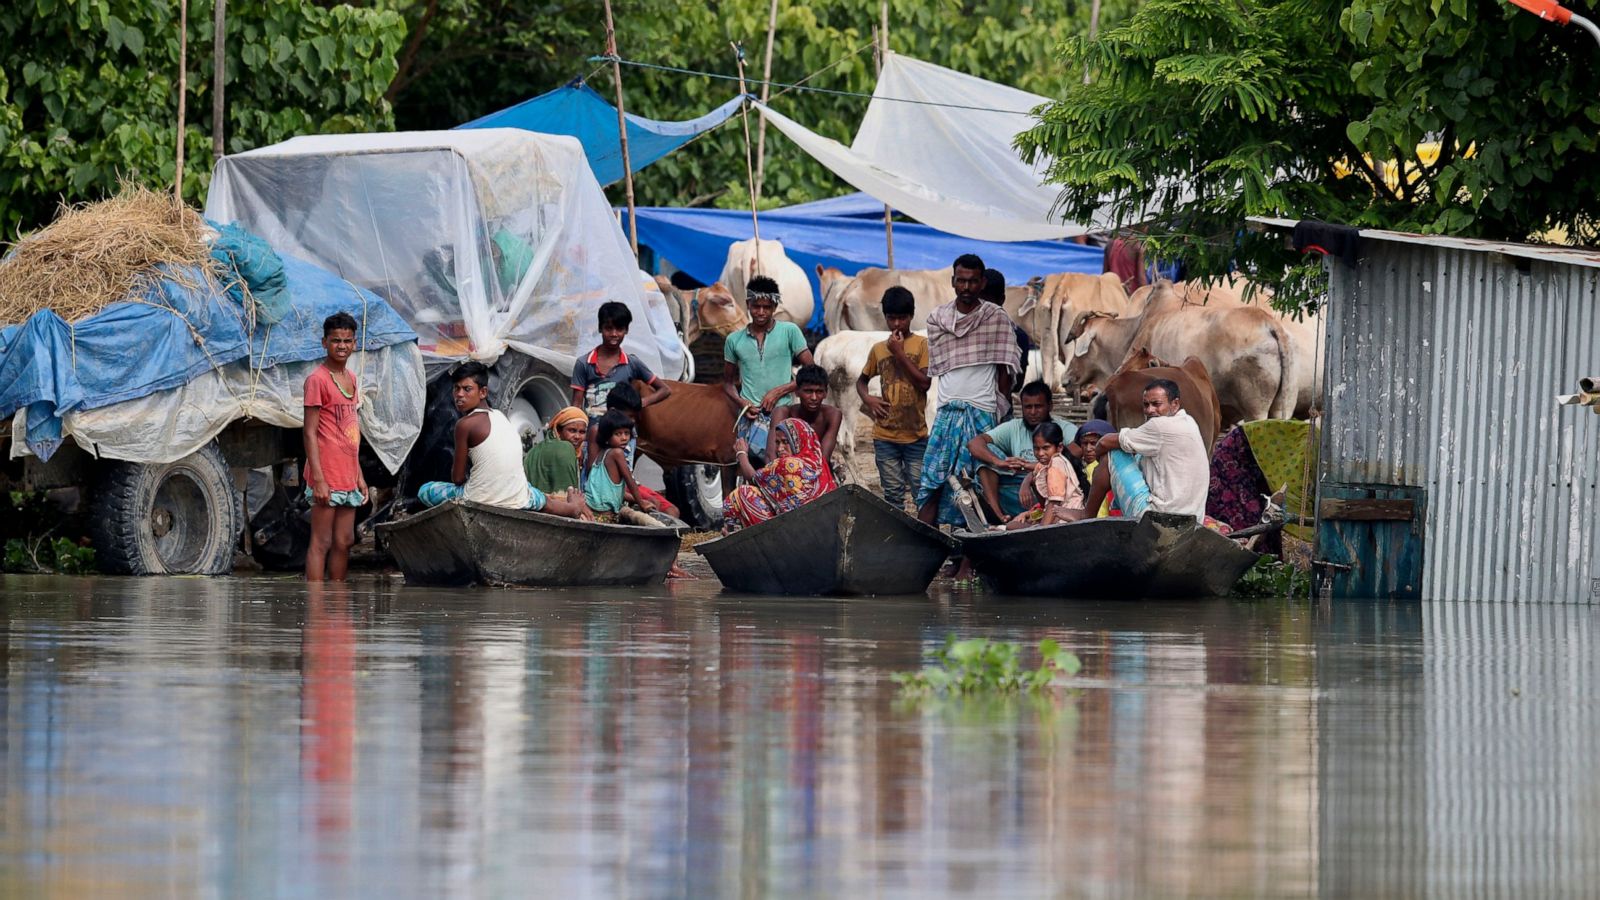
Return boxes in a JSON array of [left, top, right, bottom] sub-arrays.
[[304, 312, 368, 582]]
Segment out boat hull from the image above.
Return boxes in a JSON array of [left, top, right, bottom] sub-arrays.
[[957, 512, 1259, 599], [376, 500, 684, 587], [695, 485, 957, 596]]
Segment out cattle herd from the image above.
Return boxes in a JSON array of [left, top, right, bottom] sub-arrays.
[[652, 240, 1322, 483]]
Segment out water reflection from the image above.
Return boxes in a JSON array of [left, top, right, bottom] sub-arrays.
[[0, 575, 1595, 895]]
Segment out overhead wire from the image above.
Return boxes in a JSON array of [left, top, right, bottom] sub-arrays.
[[587, 54, 1041, 116]]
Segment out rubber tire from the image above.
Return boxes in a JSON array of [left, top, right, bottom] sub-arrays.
[[91, 443, 243, 575], [664, 463, 724, 530]]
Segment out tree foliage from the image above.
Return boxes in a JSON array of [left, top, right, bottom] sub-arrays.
[[0, 0, 405, 235], [385, 0, 1134, 211], [1016, 0, 1600, 309]]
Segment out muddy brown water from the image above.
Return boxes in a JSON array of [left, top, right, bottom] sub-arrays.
[[1, 575, 1596, 896]]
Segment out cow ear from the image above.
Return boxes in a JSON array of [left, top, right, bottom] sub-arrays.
[[815, 263, 825, 278]]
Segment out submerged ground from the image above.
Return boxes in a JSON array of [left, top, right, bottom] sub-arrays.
[[0, 575, 1595, 897]]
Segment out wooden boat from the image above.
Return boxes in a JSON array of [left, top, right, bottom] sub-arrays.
[[695, 485, 958, 596], [956, 512, 1259, 599], [376, 499, 684, 587]]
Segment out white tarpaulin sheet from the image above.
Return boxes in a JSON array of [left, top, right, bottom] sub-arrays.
[[10, 343, 425, 469], [757, 53, 1113, 242], [206, 129, 685, 378]]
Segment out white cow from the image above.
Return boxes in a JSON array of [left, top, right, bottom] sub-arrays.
[[816, 265, 954, 333], [1135, 276, 1324, 417], [720, 238, 815, 327], [813, 330, 939, 484], [1002, 272, 1131, 392]]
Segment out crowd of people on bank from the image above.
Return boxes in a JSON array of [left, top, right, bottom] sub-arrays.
[[299, 253, 1214, 583]]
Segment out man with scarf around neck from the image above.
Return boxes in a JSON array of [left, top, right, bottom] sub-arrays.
[[914, 253, 1021, 532]]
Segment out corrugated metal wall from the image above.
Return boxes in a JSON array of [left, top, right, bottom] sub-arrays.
[[1322, 244, 1600, 602]]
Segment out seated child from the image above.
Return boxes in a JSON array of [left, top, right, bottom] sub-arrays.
[[1073, 419, 1115, 517], [585, 410, 654, 519], [1001, 422, 1088, 530], [586, 409, 691, 577], [524, 406, 588, 495], [584, 382, 682, 519], [768, 363, 841, 472], [417, 362, 590, 519]]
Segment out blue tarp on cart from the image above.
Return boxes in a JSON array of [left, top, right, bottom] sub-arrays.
[[0, 253, 416, 461]]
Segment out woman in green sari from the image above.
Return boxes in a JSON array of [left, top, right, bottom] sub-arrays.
[[523, 407, 589, 495]]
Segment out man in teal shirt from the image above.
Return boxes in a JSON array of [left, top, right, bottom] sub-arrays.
[[965, 381, 1077, 522], [722, 275, 813, 467]]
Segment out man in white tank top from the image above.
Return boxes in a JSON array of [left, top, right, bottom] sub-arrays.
[[416, 363, 591, 518]]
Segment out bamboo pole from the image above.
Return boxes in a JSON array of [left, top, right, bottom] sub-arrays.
[[212, 0, 226, 158], [175, 0, 189, 201], [753, 0, 780, 204], [602, 0, 639, 256], [732, 43, 762, 267], [1083, 0, 1101, 84], [877, 2, 894, 268]]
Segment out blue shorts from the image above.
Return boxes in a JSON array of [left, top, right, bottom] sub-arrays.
[[304, 486, 365, 508]]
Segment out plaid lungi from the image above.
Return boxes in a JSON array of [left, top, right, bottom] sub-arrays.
[[914, 401, 996, 526]]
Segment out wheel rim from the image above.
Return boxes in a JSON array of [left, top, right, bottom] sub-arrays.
[[150, 468, 212, 572], [511, 371, 570, 443]]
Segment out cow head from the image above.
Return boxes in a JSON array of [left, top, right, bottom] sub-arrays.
[[694, 282, 749, 338], [816, 264, 852, 333], [1064, 314, 1120, 401], [1113, 345, 1168, 378]]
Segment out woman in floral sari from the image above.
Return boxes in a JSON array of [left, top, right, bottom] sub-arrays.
[[724, 418, 837, 530]]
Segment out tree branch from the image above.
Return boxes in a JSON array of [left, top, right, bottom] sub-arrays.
[[1342, 139, 1401, 202], [384, 0, 441, 103]]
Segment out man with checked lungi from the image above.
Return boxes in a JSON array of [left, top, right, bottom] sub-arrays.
[[915, 253, 1021, 532]]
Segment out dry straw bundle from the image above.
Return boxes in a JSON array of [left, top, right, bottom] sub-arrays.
[[0, 184, 220, 325]]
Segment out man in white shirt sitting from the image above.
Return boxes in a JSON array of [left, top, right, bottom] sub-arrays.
[[1084, 378, 1209, 520]]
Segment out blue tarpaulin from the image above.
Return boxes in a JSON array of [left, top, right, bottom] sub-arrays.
[[631, 205, 1106, 333], [0, 253, 416, 460], [457, 82, 746, 187]]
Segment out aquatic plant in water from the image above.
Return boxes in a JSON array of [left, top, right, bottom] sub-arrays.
[[1233, 556, 1311, 598], [893, 637, 1082, 696]]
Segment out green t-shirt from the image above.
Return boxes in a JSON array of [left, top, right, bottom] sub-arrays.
[[723, 321, 809, 407], [983, 415, 1078, 468]]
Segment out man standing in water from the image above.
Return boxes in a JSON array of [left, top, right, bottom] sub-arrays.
[[722, 275, 814, 468], [915, 253, 1021, 530]]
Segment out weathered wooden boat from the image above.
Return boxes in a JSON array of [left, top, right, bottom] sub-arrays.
[[376, 499, 684, 587], [695, 485, 958, 596], [956, 512, 1259, 599]]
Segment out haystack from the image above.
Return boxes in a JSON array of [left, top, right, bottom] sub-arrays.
[[0, 185, 220, 325]]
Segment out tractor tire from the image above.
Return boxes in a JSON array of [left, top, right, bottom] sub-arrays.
[[90, 444, 243, 575], [664, 463, 724, 530]]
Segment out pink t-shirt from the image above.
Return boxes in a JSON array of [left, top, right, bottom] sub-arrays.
[[303, 366, 362, 491]]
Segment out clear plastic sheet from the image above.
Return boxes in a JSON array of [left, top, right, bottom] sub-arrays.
[[206, 129, 684, 379]]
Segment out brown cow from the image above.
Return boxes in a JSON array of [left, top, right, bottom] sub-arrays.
[[653, 278, 748, 348], [635, 379, 741, 468], [1097, 352, 1222, 453]]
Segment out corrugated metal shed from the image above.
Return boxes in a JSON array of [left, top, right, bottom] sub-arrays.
[[1254, 219, 1600, 602]]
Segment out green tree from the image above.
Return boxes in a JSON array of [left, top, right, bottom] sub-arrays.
[[1016, 0, 1600, 309], [385, 0, 1135, 211], [0, 0, 405, 236]]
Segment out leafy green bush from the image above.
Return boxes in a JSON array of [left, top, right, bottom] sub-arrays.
[[0, 490, 96, 574], [893, 637, 1081, 696], [4, 535, 95, 574], [1232, 556, 1310, 598]]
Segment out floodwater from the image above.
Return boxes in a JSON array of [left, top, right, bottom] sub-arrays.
[[1, 577, 1597, 898]]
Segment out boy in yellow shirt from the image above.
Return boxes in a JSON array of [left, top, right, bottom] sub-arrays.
[[855, 287, 930, 511]]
